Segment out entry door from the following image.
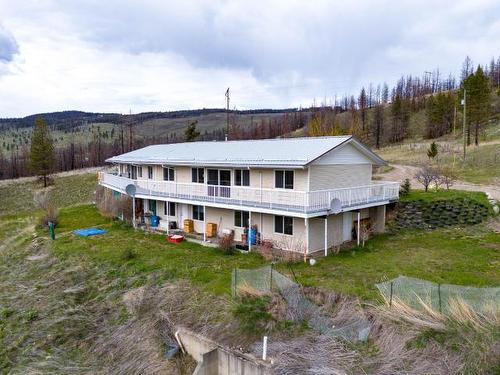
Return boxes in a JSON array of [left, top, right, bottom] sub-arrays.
[[148, 200, 157, 215], [342, 212, 353, 242], [180, 204, 189, 227], [131, 166, 137, 179]]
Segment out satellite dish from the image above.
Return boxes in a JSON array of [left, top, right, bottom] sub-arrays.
[[329, 198, 342, 214], [125, 184, 136, 197]]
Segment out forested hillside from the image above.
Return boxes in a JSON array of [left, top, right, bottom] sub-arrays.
[[1, 55, 499, 180]]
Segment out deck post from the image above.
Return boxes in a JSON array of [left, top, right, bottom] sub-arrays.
[[132, 198, 136, 228], [304, 217, 309, 261], [357, 211, 361, 246], [203, 205, 206, 242], [324, 216, 328, 256], [166, 201, 169, 235], [248, 211, 252, 251]]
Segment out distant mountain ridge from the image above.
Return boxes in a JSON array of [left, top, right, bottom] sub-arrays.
[[0, 108, 302, 131]]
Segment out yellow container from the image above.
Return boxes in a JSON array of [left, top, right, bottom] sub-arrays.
[[183, 219, 194, 233], [206, 223, 217, 238]]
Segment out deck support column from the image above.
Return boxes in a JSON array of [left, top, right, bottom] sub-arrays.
[[324, 216, 328, 257], [248, 211, 252, 252], [166, 201, 169, 235], [304, 217, 309, 261], [357, 211, 361, 246], [203, 205, 206, 242]]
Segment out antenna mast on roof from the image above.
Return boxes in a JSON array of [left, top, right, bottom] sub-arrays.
[[225, 87, 230, 141]]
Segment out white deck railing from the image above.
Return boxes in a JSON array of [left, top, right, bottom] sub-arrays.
[[98, 172, 399, 214]]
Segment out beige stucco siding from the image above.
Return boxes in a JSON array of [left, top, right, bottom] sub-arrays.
[[309, 164, 372, 190], [135, 165, 308, 191]]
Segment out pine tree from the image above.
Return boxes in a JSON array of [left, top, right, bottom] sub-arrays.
[[427, 141, 438, 160], [30, 117, 55, 187], [461, 66, 491, 145], [184, 120, 200, 142]]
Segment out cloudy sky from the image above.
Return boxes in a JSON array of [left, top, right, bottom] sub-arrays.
[[0, 0, 499, 117]]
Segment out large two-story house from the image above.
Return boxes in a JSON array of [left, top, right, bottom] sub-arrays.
[[98, 136, 399, 256]]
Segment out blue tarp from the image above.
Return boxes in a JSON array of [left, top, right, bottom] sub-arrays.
[[73, 227, 108, 237]]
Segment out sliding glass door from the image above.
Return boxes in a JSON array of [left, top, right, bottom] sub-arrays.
[[207, 169, 231, 197]]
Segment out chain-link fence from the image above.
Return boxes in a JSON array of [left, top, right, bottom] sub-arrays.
[[232, 265, 371, 342], [376, 275, 500, 314]]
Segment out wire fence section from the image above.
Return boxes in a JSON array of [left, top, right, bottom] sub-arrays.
[[232, 265, 371, 342], [376, 276, 500, 314]]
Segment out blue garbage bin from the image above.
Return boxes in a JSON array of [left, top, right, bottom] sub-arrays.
[[249, 228, 257, 245], [150, 215, 160, 227]]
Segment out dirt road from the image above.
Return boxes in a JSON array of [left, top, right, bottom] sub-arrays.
[[376, 164, 500, 201]]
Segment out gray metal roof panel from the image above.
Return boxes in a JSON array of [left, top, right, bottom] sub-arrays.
[[105, 136, 385, 167]]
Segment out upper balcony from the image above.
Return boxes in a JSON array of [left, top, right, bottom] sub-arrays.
[[98, 172, 399, 217]]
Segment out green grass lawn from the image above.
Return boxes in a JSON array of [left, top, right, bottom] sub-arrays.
[[283, 226, 499, 300], [53, 205, 266, 295], [49, 204, 499, 300], [401, 189, 492, 206]]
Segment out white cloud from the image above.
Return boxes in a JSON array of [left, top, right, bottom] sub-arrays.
[[0, 0, 499, 117]]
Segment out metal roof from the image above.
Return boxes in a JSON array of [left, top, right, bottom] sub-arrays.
[[106, 136, 386, 167]]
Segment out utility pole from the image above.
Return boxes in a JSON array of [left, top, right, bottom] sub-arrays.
[[225, 87, 230, 141], [462, 89, 466, 161]]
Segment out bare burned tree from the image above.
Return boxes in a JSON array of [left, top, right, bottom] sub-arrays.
[[415, 165, 440, 192]]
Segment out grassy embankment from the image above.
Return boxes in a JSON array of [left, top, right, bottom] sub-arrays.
[[1, 174, 497, 300], [1, 172, 498, 372]]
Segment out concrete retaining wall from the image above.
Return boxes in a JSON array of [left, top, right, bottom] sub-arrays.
[[177, 327, 273, 375]]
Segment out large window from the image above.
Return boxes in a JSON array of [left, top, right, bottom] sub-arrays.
[[147, 166, 153, 179], [163, 167, 175, 181], [274, 215, 293, 235], [192, 168, 204, 183], [137, 166, 142, 178], [235, 169, 250, 186], [192, 205, 204, 221], [234, 210, 249, 228], [275, 170, 294, 189], [164, 201, 176, 216]]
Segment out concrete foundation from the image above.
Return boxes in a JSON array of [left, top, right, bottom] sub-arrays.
[[177, 327, 272, 375]]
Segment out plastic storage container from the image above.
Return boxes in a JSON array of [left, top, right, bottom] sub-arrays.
[[150, 215, 160, 227], [248, 228, 257, 245]]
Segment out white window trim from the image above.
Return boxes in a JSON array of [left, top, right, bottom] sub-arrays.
[[274, 215, 294, 236], [234, 210, 249, 228], [234, 169, 250, 187], [274, 169, 295, 190], [192, 205, 205, 222], [163, 167, 175, 181]]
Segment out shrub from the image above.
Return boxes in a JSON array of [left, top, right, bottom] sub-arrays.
[[40, 202, 59, 228], [218, 232, 235, 254], [23, 308, 39, 322], [121, 248, 137, 261], [400, 178, 411, 197], [233, 295, 273, 334]]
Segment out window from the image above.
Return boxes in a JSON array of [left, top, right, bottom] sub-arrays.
[[147, 166, 153, 179], [274, 215, 293, 235], [137, 166, 142, 178], [192, 168, 204, 183], [275, 170, 294, 189], [234, 210, 249, 228], [163, 167, 175, 181], [192, 205, 204, 221], [235, 169, 250, 186], [164, 201, 176, 216]]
